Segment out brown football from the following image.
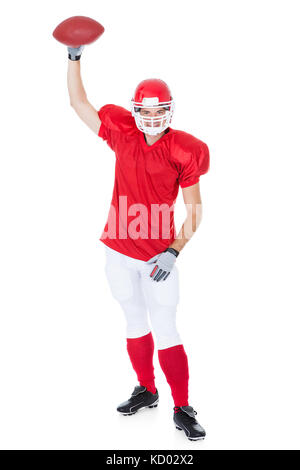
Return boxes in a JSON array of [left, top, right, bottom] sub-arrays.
[[53, 16, 105, 47]]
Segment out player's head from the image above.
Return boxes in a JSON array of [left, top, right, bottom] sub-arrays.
[[131, 79, 174, 135]]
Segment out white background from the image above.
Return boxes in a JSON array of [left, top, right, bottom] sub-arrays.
[[0, 0, 299, 450]]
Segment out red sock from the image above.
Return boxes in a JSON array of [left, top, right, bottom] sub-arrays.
[[158, 344, 189, 408], [126, 332, 156, 394]]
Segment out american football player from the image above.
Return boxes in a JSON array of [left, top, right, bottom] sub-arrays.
[[67, 45, 209, 441]]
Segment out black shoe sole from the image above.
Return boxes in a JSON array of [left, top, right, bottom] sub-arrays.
[[118, 399, 159, 416], [175, 424, 205, 441]]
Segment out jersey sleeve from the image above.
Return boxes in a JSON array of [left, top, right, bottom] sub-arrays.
[[177, 140, 210, 188], [97, 104, 136, 151]]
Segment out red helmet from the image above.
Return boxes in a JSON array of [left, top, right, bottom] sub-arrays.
[[131, 79, 174, 135]]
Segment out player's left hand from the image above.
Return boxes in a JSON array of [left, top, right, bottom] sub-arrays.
[[146, 248, 179, 282]]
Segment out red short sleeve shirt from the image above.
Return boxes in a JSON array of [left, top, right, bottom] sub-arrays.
[[98, 104, 209, 261]]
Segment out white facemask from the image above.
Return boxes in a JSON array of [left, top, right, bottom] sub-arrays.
[[131, 97, 174, 136]]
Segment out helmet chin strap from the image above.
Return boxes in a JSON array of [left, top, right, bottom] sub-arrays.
[[144, 128, 168, 139], [143, 128, 166, 136]]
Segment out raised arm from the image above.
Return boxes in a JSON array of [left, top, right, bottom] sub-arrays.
[[67, 57, 101, 135]]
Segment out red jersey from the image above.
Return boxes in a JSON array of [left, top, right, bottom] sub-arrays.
[[98, 104, 209, 261]]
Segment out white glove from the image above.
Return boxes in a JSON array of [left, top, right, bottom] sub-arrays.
[[146, 248, 179, 282], [67, 45, 85, 61]]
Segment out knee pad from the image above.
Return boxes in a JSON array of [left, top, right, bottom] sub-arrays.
[[150, 305, 181, 348]]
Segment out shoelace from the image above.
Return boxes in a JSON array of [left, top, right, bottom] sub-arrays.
[[174, 406, 198, 416], [132, 386, 146, 396]]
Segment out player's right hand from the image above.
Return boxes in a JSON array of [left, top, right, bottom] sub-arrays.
[[67, 45, 85, 61]]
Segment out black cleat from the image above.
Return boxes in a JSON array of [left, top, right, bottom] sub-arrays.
[[117, 385, 159, 416], [174, 406, 206, 441]]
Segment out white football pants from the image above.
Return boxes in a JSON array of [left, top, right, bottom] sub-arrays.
[[104, 245, 182, 350]]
